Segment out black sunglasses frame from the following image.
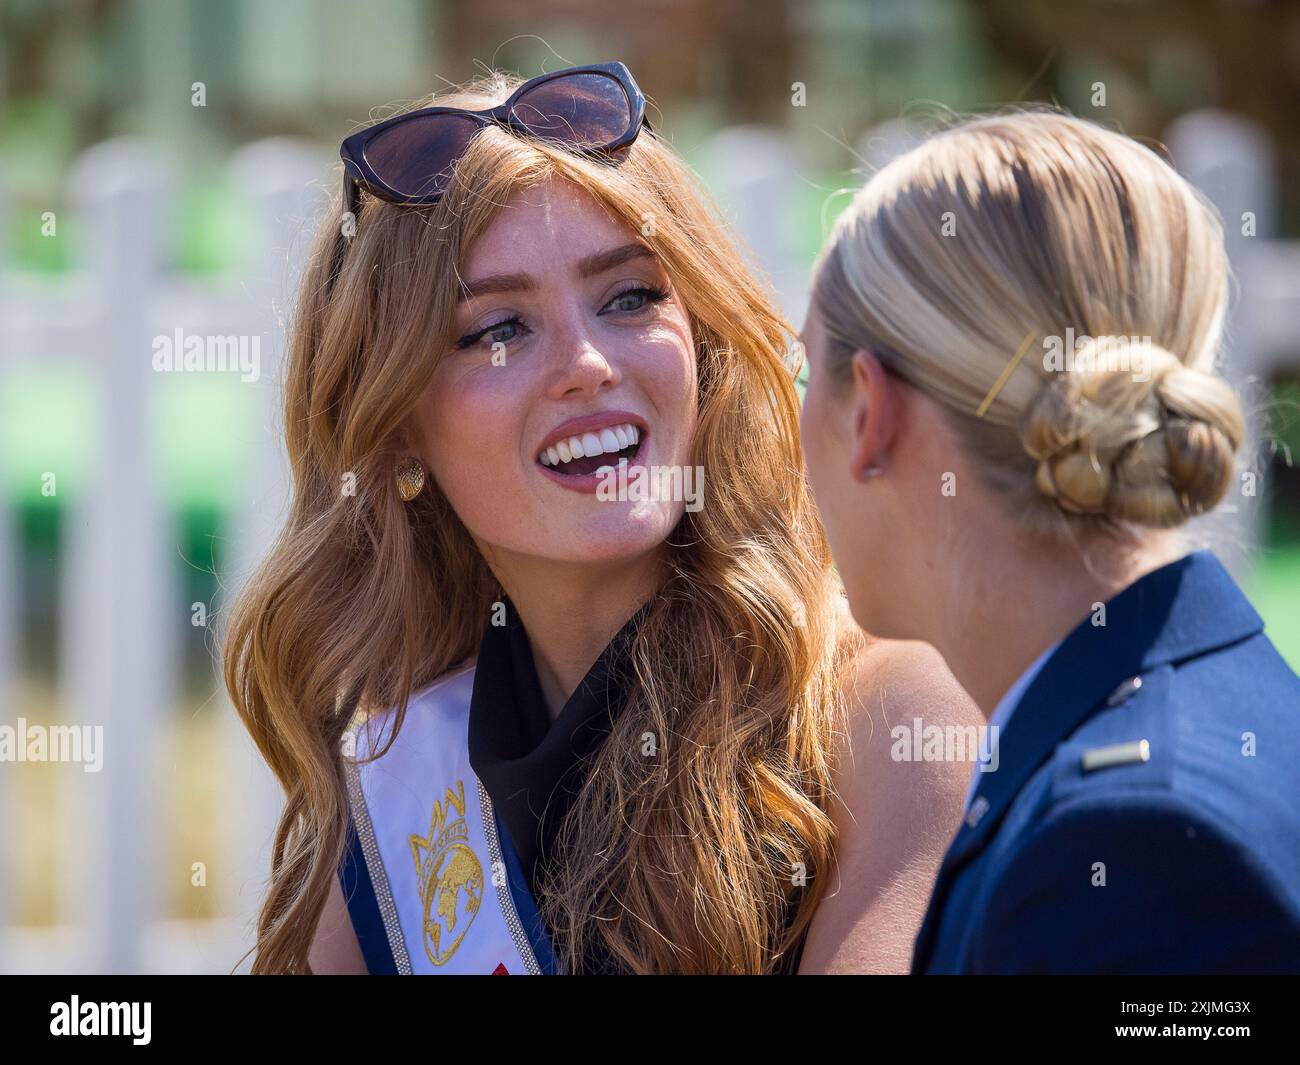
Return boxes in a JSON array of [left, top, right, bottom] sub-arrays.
[[339, 61, 649, 219]]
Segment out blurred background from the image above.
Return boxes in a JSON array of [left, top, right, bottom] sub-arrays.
[[0, 0, 1297, 973]]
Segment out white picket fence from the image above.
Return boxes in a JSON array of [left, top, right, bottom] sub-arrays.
[[0, 135, 327, 974], [0, 109, 1293, 973]]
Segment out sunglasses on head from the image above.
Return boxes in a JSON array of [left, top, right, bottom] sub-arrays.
[[339, 61, 649, 217]]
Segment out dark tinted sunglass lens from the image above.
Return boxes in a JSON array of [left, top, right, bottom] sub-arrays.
[[364, 113, 482, 198], [509, 73, 632, 148]]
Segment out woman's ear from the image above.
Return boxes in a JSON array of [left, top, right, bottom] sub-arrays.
[[848, 349, 899, 481]]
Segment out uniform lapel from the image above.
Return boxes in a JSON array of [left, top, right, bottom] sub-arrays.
[[911, 551, 1263, 972]]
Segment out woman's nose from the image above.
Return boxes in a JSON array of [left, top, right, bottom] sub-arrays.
[[546, 327, 620, 399]]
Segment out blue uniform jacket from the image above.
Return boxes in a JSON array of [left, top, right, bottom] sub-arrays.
[[912, 550, 1300, 974]]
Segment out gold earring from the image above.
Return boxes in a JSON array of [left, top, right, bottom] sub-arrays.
[[395, 456, 426, 502]]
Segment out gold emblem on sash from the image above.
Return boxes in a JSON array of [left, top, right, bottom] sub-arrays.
[[410, 779, 484, 965]]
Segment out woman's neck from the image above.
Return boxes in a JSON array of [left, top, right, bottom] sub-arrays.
[[927, 530, 1183, 719], [492, 551, 661, 722]]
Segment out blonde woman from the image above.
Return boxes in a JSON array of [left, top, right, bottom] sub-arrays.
[[223, 63, 979, 975], [802, 109, 1300, 974]]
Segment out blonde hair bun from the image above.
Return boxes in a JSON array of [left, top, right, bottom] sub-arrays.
[[1022, 338, 1244, 527], [810, 111, 1252, 539]]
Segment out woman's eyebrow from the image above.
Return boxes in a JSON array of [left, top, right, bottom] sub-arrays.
[[457, 272, 534, 301], [457, 243, 655, 303], [576, 242, 655, 278]]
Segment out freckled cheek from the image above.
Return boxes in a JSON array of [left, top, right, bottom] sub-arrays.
[[628, 324, 697, 456], [421, 378, 530, 504]]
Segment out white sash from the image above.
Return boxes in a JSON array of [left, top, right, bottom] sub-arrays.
[[343, 662, 545, 974]]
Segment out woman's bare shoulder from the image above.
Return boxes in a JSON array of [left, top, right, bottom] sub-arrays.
[[845, 633, 981, 735], [798, 612, 981, 973], [834, 629, 983, 828]]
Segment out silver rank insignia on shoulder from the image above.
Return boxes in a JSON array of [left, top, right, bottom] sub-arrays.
[[965, 795, 990, 828], [1105, 675, 1143, 706], [1081, 738, 1150, 773]]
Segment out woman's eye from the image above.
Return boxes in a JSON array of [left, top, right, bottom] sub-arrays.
[[457, 317, 526, 350], [602, 285, 669, 315], [484, 321, 520, 345]]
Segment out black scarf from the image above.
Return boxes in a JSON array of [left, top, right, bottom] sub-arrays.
[[468, 597, 646, 901], [467, 595, 805, 974]]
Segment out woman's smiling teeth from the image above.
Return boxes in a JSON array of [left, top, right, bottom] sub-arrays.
[[539, 422, 642, 476]]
